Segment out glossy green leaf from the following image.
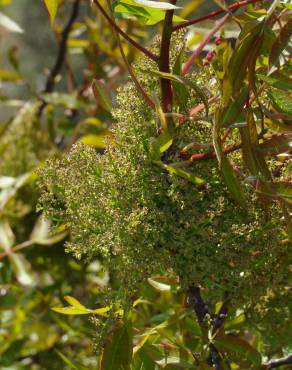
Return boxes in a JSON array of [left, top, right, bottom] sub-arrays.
[[101, 323, 133, 370], [113, 0, 184, 25]]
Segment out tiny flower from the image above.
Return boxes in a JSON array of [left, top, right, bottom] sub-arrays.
[[215, 36, 222, 45], [206, 51, 215, 62]]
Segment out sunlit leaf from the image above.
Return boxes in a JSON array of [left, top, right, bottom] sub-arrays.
[[44, 0, 59, 24], [0, 11, 23, 33], [148, 277, 171, 291], [64, 296, 87, 310]]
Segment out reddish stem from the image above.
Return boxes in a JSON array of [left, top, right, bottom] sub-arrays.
[[187, 143, 241, 162], [173, 0, 262, 32], [182, 13, 229, 75], [159, 0, 177, 113]]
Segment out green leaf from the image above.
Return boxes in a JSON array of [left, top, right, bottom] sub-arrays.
[[257, 72, 292, 91], [101, 323, 133, 370], [156, 161, 205, 185], [0, 69, 22, 81], [219, 85, 249, 128], [227, 22, 263, 100], [267, 89, 292, 116], [52, 298, 110, 316], [80, 133, 109, 149], [0, 11, 23, 33], [148, 277, 171, 291], [30, 215, 68, 245], [221, 156, 247, 208], [146, 70, 208, 116], [215, 334, 262, 369], [51, 306, 90, 315], [44, 0, 59, 24], [64, 296, 86, 310], [269, 18, 292, 69], [150, 131, 173, 161], [224, 313, 246, 330], [92, 79, 112, 112], [113, 0, 184, 25]]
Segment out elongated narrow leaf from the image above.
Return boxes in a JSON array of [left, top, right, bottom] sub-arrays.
[[148, 278, 171, 291], [133, 0, 180, 9], [220, 156, 247, 208], [227, 23, 263, 99], [113, 0, 184, 25], [256, 133, 292, 156], [0, 11, 23, 33], [145, 70, 208, 115], [156, 161, 205, 185], [92, 79, 112, 112], [269, 19, 292, 69], [101, 323, 133, 370], [64, 296, 86, 310], [219, 85, 249, 127], [51, 307, 89, 315], [215, 334, 262, 368], [267, 89, 292, 116], [44, 0, 59, 24]]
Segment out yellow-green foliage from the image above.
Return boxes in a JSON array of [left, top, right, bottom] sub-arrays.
[[38, 51, 289, 309]]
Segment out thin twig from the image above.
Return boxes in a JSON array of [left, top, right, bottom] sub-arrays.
[[44, 0, 80, 94], [92, 0, 158, 61], [0, 240, 34, 260], [38, 0, 81, 116], [173, 0, 262, 32], [182, 13, 230, 76], [106, 0, 155, 110]]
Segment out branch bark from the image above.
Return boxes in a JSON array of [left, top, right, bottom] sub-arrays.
[[188, 286, 224, 370], [266, 354, 292, 369], [44, 0, 80, 94], [38, 0, 80, 116]]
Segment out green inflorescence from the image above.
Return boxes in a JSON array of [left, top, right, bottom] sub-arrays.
[[38, 38, 290, 347]]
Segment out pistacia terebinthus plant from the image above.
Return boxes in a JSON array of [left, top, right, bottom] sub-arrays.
[[38, 0, 291, 366]]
